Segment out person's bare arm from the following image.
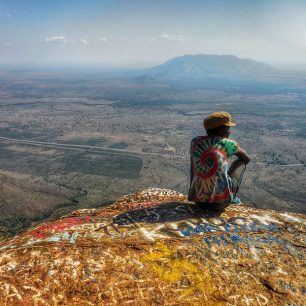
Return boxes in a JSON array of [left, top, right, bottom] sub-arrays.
[[235, 148, 251, 164]]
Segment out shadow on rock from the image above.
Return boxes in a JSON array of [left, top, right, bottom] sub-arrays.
[[113, 201, 223, 225]]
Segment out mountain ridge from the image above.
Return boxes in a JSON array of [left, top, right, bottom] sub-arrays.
[[144, 54, 281, 81]]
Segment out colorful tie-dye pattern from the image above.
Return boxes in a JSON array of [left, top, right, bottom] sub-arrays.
[[188, 136, 240, 205]]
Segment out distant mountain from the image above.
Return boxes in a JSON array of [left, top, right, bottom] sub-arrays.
[[145, 54, 280, 81]]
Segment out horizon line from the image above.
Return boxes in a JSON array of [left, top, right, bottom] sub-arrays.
[[1, 54, 306, 72]]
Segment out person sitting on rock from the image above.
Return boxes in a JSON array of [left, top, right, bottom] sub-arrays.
[[188, 111, 251, 211]]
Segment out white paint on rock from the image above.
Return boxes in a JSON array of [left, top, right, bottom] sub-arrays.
[[279, 213, 304, 224], [233, 218, 249, 225], [249, 245, 260, 260], [140, 225, 169, 241], [141, 187, 184, 197], [249, 215, 283, 225], [6, 262, 17, 271], [276, 267, 288, 275]]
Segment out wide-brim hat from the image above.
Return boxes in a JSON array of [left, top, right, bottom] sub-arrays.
[[203, 111, 236, 130]]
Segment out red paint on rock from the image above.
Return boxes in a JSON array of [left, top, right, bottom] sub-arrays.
[[31, 216, 91, 238]]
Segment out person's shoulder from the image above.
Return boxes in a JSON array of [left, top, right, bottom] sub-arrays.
[[223, 137, 239, 145], [191, 135, 208, 143], [221, 138, 240, 154], [218, 137, 240, 149]]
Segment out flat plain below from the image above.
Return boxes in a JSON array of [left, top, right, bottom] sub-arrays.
[[0, 71, 305, 236]]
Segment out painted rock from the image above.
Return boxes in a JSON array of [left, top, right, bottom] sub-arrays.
[[0, 187, 305, 305]]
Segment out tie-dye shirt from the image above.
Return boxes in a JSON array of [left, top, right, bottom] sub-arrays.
[[188, 136, 240, 205]]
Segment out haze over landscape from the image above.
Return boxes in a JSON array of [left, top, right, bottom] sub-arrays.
[[0, 0, 306, 238]]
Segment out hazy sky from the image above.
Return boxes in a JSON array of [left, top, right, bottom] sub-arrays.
[[1, 0, 306, 68]]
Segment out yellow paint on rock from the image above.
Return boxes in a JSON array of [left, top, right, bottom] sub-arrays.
[[142, 241, 216, 298]]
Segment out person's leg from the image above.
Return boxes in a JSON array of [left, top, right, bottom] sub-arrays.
[[188, 163, 195, 201], [228, 159, 247, 198]]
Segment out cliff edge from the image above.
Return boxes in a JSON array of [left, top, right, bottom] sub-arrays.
[[0, 188, 305, 305]]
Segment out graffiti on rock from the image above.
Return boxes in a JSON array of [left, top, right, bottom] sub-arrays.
[[141, 242, 216, 299], [31, 216, 90, 238], [179, 221, 280, 237], [46, 231, 79, 244]]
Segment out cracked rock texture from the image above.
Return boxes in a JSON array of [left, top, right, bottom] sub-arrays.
[[0, 187, 305, 305]]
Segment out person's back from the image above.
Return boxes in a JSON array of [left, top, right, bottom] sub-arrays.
[[189, 134, 240, 205], [188, 112, 250, 211]]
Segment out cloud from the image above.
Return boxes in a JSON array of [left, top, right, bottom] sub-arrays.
[[77, 39, 88, 45], [45, 36, 66, 43], [99, 37, 107, 42], [149, 33, 189, 44]]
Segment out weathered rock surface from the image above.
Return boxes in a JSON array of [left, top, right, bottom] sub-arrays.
[[0, 187, 305, 305]]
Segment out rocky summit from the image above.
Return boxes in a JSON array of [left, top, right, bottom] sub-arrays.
[[0, 187, 305, 305]]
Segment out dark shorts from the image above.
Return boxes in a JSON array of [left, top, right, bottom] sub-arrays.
[[194, 202, 229, 212]]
